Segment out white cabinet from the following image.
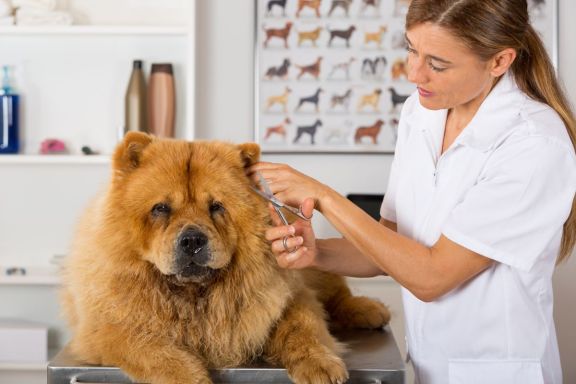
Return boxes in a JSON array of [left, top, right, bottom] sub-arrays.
[[0, 2, 196, 382]]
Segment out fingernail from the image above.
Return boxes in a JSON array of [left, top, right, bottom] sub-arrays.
[[288, 226, 295, 235], [296, 237, 303, 245]]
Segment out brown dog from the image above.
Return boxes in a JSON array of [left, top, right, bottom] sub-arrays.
[[61, 133, 391, 384], [355, 119, 385, 144], [296, 56, 323, 80], [297, 26, 323, 47], [391, 58, 408, 80], [264, 22, 293, 48], [296, 0, 322, 17], [264, 117, 291, 140], [265, 86, 292, 113]]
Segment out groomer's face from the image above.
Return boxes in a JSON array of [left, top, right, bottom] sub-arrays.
[[405, 23, 494, 111]]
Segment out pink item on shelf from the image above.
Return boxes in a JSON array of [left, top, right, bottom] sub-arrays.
[[40, 138, 67, 154]]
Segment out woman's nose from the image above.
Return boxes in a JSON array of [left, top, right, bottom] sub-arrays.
[[407, 57, 428, 84]]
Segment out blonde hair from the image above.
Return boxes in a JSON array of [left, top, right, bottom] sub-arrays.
[[407, 0, 576, 263]]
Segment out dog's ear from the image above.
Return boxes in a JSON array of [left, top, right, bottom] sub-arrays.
[[237, 142, 261, 169], [113, 131, 154, 173]]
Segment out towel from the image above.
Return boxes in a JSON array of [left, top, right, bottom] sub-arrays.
[[11, 0, 56, 11], [0, 0, 12, 17], [15, 8, 72, 25], [0, 15, 14, 25]]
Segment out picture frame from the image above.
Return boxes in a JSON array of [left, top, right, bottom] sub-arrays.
[[254, 0, 558, 154]]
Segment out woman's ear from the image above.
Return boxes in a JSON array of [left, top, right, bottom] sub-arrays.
[[490, 48, 517, 77]]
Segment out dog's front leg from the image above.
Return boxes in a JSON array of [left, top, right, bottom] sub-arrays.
[[263, 289, 349, 384]]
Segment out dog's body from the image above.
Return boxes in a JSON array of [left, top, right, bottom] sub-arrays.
[[360, 0, 381, 16], [364, 25, 387, 48], [325, 120, 353, 143], [296, 0, 322, 18], [390, 58, 408, 80], [355, 119, 385, 144], [297, 27, 323, 47], [62, 133, 390, 384], [294, 119, 323, 144], [265, 58, 291, 80], [330, 89, 353, 111], [328, 25, 356, 48], [328, 57, 356, 80], [296, 57, 323, 80], [266, 0, 288, 16], [361, 56, 387, 80], [328, 0, 353, 17], [295, 88, 323, 113], [264, 22, 293, 48], [264, 117, 291, 140], [357, 88, 382, 112], [388, 87, 409, 113], [265, 87, 292, 113]]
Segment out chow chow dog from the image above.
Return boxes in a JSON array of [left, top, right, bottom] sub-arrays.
[[61, 132, 390, 384]]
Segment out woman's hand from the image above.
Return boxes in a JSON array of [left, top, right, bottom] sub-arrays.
[[248, 162, 329, 211], [266, 197, 319, 269]]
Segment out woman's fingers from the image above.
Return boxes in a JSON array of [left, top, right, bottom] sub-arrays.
[[276, 246, 309, 269], [270, 236, 303, 254], [265, 221, 294, 241]]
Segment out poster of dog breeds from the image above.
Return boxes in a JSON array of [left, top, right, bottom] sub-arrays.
[[257, 0, 417, 153], [257, 0, 557, 153]]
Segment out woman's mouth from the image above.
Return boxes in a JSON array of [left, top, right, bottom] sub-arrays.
[[418, 87, 434, 97]]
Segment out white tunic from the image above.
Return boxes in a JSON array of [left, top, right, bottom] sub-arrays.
[[381, 73, 576, 384]]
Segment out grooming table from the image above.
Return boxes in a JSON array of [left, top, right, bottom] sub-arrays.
[[48, 328, 405, 384]]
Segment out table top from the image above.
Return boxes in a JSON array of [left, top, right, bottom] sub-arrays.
[[48, 328, 405, 384]]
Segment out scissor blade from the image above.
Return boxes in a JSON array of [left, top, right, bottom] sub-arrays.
[[257, 172, 273, 196]]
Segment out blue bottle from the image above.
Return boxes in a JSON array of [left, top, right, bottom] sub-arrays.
[[0, 66, 20, 154]]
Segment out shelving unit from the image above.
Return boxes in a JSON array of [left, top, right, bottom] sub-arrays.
[[0, 155, 111, 165]]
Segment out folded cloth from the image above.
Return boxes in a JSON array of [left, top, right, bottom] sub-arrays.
[[0, 15, 14, 25], [15, 8, 72, 25], [11, 0, 56, 11], [0, 0, 13, 17]]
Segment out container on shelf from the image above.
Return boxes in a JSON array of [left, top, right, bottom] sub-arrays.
[[0, 65, 20, 154]]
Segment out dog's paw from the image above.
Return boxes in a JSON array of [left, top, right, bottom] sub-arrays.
[[335, 296, 391, 329], [288, 353, 349, 384]]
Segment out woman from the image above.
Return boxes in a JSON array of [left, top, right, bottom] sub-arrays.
[[249, 1, 576, 383]]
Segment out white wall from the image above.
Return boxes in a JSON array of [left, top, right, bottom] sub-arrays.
[[195, 1, 576, 383]]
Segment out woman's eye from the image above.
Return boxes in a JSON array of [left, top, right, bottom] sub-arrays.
[[151, 203, 171, 217], [209, 201, 225, 215], [428, 62, 446, 72]]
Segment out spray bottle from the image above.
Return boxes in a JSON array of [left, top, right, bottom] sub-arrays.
[[0, 66, 20, 154]]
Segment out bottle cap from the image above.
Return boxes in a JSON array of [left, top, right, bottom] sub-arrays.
[[1, 65, 13, 95], [151, 63, 173, 75], [133, 60, 143, 69]]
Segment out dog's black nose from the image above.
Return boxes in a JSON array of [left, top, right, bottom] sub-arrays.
[[178, 228, 208, 257]]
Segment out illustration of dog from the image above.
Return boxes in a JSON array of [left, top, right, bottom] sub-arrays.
[[355, 119, 385, 144], [364, 25, 387, 48], [327, 57, 356, 80], [394, 0, 412, 16], [328, 25, 356, 48], [328, 0, 353, 17], [295, 88, 323, 113], [296, 56, 323, 80], [360, 0, 381, 16], [391, 30, 408, 50], [265, 87, 292, 113], [357, 88, 382, 113], [294, 119, 323, 144], [297, 26, 323, 47], [330, 89, 353, 111], [325, 120, 354, 143], [62, 133, 391, 384], [391, 58, 408, 80], [263, 22, 293, 49], [389, 118, 399, 144], [296, 0, 322, 18], [361, 56, 387, 80], [265, 58, 291, 80], [264, 117, 291, 141], [266, 0, 288, 17], [388, 87, 410, 113]]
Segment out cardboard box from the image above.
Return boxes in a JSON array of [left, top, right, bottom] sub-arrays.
[[0, 319, 48, 363]]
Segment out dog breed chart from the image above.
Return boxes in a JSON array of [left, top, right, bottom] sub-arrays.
[[257, 0, 415, 152], [256, 0, 556, 153]]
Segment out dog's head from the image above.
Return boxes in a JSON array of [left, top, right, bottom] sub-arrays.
[[109, 132, 264, 285]]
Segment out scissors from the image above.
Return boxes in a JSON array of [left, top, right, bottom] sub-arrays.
[[251, 172, 311, 225]]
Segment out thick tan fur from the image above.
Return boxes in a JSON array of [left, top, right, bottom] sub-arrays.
[[61, 133, 390, 384]]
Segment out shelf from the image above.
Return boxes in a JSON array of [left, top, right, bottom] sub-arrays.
[[0, 25, 190, 36], [0, 155, 111, 165], [0, 348, 58, 371]]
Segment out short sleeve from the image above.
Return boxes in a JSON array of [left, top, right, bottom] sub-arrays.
[[380, 93, 418, 222], [442, 137, 576, 271]]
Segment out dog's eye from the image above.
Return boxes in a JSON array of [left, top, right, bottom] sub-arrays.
[[151, 203, 171, 217], [209, 201, 225, 215]]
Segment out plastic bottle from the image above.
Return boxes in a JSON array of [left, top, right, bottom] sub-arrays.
[[124, 60, 147, 136], [148, 63, 175, 138], [0, 65, 20, 154]]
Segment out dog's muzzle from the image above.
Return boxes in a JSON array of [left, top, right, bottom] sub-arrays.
[[174, 227, 212, 278]]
